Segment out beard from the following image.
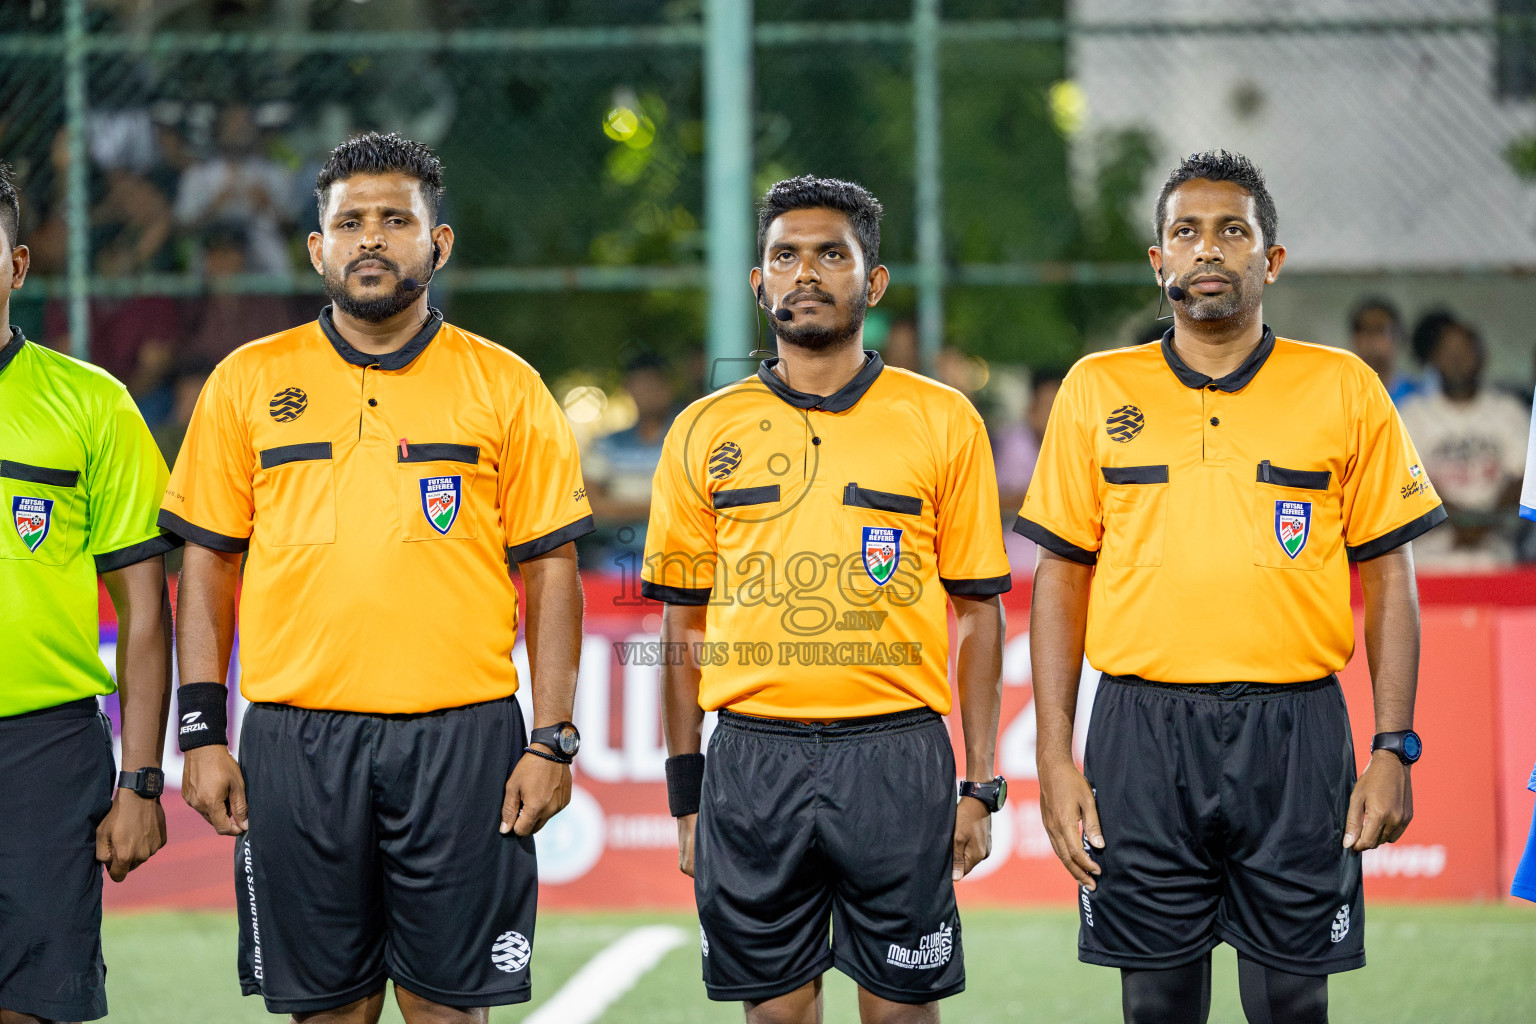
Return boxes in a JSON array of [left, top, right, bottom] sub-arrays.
[[773, 285, 869, 352], [322, 251, 433, 324], [1177, 260, 1264, 324]]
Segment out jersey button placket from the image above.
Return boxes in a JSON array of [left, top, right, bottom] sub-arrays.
[[1202, 389, 1222, 463]]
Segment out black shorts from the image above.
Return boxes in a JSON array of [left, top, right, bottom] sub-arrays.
[[695, 707, 963, 1005], [0, 698, 114, 1022], [1079, 673, 1366, 976], [235, 696, 538, 1014]]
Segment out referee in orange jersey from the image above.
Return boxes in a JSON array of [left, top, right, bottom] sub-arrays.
[[1022, 151, 1445, 1024], [162, 134, 592, 1024]]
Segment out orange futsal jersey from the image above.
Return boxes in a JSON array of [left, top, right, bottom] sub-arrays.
[[1017, 328, 1446, 684], [160, 308, 593, 713], [642, 353, 1011, 719]]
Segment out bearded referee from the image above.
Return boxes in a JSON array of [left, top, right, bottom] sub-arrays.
[[1021, 151, 1445, 1024], [161, 134, 593, 1023], [0, 162, 177, 1023], [645, 176, 1010, 1023]]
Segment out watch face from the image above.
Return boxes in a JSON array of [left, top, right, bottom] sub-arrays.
[[557, 725, 581, 757], [994, 777, 1008, 810], [1403, 732, 1422, 762]]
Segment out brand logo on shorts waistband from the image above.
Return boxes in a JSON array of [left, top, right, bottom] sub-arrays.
[[491, 930, 531, 973], [886, 921, 953, 970], [1331, 903, 1350, 943]]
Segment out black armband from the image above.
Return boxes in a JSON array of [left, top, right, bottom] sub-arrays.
[[665, 753, 706, 817], [177, 683, 229, 751]]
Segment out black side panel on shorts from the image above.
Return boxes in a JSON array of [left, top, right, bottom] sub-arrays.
[[0, 701, 115, 1022]]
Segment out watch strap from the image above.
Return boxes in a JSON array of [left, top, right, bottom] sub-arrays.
[[118, 767, 165, 798], [1370, 730, 1422, 765]]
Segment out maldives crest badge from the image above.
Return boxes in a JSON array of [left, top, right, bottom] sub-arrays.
[[420, 476, 462, 536], [862, 526, 901, 586], [13, 495, 53, 552], [1275, 500, 1311, 560]]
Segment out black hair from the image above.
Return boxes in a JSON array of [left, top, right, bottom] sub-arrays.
[[315, 132, 445, 224], [1031, 367, 1068, 393], [1410, 308, 1457, 365], [1350, 296, 1401, 335], [1153, 150, 1278, 248], [0, 162, 19, 250], [757, 175, 883, 267]]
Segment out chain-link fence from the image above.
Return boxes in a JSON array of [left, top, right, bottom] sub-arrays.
[[4, 0, 1536, 412]]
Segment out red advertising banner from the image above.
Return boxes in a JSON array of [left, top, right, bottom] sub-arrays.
[[100, 570, 1534, 911]]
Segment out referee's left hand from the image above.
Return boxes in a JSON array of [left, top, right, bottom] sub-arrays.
[[1343, 755, 1413, 851], [501, 753, 572, 837], [96, 790, 168, 882], [953, 796, 993, 881]]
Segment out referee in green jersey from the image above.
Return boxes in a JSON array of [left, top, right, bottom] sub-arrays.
[[0, 163, 179, 1023]]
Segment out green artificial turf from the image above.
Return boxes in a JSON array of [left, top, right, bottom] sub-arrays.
[[98, 904, 1536, 1022]]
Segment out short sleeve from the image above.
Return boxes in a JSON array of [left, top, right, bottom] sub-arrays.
[[86, 386, 181, 572], [1013, 369, 1102, 564], [1341, 373, 1447, 561], [158, 364, 256, 552], [501, 376, 596, 563], [936, 422, 1012, 595], [640, 423, 716, 605]]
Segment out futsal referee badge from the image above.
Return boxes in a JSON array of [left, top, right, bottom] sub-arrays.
[[12, 496, 53, 552], [862, 526, 901, 586], [1275, 500, 1311, 559], [420, 476, 462, 536]]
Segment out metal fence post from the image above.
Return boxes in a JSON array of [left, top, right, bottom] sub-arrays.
[[913, 0, 943, 374], [64, 0, 90, 362], [704, 0, 754, 382]]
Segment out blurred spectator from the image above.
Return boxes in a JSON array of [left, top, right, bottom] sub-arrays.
[[995, 367, 1065, 577], [585, 353, 677, 568], [883, 318, 920, 371], [174, 104, 294, 276], [1349, 297, 1418, 403], [152, 357, 217, 467], [1399, 320, 1528, 570], [182, 223, 294, 365], [1407, 308, 1457, 398]]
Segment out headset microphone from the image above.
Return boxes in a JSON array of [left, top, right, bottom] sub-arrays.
[[1166, 283, 1188, 302], [400, 242, 442, 294], [1154, 270, 1187, 322], [757, 283, 793, 322]]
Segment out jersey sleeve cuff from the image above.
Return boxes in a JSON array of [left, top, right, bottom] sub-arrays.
[[1013, 515, 1098, 565], [506, 514, 596, 563], [157, 509, 250, 553], [941, 573, 1013, 596], [1346, 504, 1448, 562], [640, 580, 713, 605], [93, 531, 183, 573]]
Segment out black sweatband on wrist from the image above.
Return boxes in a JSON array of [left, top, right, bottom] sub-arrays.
[[665, 753, 706, 817], [177, 683, 229, 751], [524, 745, 572, 766]]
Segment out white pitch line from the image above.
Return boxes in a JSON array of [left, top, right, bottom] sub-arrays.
[[524, 924, 689, 1024]]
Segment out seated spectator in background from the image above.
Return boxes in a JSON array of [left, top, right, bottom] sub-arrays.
[[175, 103, 294, 276], [181, 223, 294, 365], [92, 162, 175, 276], [995, 367, 1064, 577], [1407, 307, 1457, 398], [883, 317, 920, 371], [151, 357, 216, 467], [1350, 297, 1418, 403], [1399, 319, 1528, 569], [585, 353, 676, 568]]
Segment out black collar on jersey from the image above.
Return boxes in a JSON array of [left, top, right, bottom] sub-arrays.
[[319, 305, 443, 371], [0, 326, 25, 375], [1160, 324, 1275, 393], [756, 350, 884, 412]]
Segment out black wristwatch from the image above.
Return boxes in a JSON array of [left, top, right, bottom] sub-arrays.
[[1371, 730, 1422, 766], [959, 776, 1008, 813], [118, 767, 165, 800], [528, 721, 581, 763]]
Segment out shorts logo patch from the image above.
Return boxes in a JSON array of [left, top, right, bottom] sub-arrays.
[[700, 926, 710, 957], [12, 496, 53, 552], [420, 476, 462, 535], [268, 387, 308, 422], [708, 441, 742, 479], [1331, 903, 1350, 943], [1081, 886, 1095, 928], [1275, 500, 1311, 559], [1105, 405, 1145, 443], [491, 930, 531, 973], [886, 921, 953, 970], [861, 526, 901, 586]]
